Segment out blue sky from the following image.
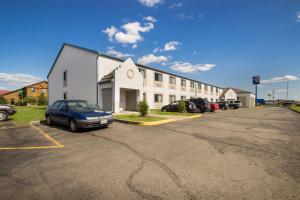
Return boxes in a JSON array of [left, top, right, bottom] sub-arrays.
[[0, 0, 299, 100]]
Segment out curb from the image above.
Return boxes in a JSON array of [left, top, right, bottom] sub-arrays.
[[114, 114, 201, 126], [288, 107, 300, 114]]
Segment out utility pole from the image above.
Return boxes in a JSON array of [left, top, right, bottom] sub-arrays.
[[272, 89, 275, 104], [286, 80, 289, 101]]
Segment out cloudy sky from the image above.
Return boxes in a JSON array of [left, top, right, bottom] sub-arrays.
[[0, 0, 299, 100]]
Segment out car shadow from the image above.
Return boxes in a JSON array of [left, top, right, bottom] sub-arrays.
[[39, 120, 109, 133]]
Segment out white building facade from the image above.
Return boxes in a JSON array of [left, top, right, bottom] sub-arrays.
[[48, 44, 225, 113]]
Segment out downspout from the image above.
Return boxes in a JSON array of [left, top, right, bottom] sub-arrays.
[[96, 55, 99, 106]]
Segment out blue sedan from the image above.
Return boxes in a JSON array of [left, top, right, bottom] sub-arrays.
[[45, 100, 113, 132]]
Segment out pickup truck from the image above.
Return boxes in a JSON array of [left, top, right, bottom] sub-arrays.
[[228, 100, 242, 109], [0, 104, 17, 121]]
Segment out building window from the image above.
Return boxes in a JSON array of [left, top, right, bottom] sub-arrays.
[[169, 76, 176, 84], [63, 70, 67, 87], [198, 83, 201, 90], [169, 95, 176, 103], [190, 82, 195, 88], [31, 87, 35, 93], [211, 87, 214, 92], [216, 88, 218, 93], [41, 89, 47, 94], [139, 68, 146, 79], [63, 92, 67, 100], [154, 94, 163, 103], [154, 72, 163, 82], [181, 96, 186, 101], [181, 79, 186, 87], [143, 93, 147, 101], [10, 98, 15, 105], [204, 85, 208, 91], [190, 96, 195, 99], [211, 98, 214, 102]]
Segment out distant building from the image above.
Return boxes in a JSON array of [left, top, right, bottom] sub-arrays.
[[0, 89, 10, 96], [220, 87, 255, 107], [3, 81, 48, 105]]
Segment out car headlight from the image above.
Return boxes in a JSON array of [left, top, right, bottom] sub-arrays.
[[86, 117, 99, 120]]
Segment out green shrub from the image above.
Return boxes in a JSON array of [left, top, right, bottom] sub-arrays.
[[178, 101, 186, 113], [24, 96, 38, 105], [38, 93, 48, 105], [0, 97, 7, 104], [138, 100, 149, 117]]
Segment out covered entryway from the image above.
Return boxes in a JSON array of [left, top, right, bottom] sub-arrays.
[[120, 88, 138, 111]]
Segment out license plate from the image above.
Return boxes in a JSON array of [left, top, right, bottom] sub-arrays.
[[101, 119, 108, 124]]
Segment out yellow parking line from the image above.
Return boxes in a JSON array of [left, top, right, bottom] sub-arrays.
[[0, 145, 64, 150], [0, 125, 64, 150], [30, 125, 64, 147]]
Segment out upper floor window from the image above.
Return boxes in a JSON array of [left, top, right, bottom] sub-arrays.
[[169, 76, 176, 84], [211, 87, 214, 92], [204, 85, 208, 91], [139, 68, 146, 79], [216, 88, 219, 93], [198, 83, 201, 90], [181, 79, 186, 87], [31, 87, 35, 93], [190, 81, 195, 88], [154, 72, 163, 82], [63, 70, 67, 87]]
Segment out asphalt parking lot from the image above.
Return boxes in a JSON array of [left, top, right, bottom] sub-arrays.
[[0, 107, 299, 200]]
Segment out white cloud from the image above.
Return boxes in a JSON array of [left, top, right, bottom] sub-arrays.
[[169, 2, 182, 9], [170, 61, 216, 73], [261, 75, 299, 84], [103, 19, 155, 47], [296, 11, 300, 22], [132, 44, 138, 49], [106, 47, 133, 59], [176, 13, 194, 20], [102, 26, 118, 41], [143, 16, 156, 23], [138, 0, 163, 7], [0, 73, 43, 87], [154, 41, 181, 52], [137, 54, 168, 65]]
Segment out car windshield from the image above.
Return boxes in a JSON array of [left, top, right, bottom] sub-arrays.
[[67, 101, 98, 111]]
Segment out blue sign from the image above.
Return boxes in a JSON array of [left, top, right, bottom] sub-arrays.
[[252, 76, 260, 84]]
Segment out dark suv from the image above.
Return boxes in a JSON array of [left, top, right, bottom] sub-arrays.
[[161, 101, 198, 113], [188, 98, 210, 113], [0, 104, 17, 122]]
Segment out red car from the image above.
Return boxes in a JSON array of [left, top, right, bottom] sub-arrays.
[[210, 103, 219, 112]]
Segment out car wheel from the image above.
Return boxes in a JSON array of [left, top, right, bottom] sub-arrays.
[[0, 111, 8, 122], [162, 108, 167, 112], [46, 115, 52, 126], [69, 119, 78, 132]]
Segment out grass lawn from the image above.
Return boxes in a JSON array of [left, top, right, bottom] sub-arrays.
[[290, 106, 300, 113], [11, 106, 46, 125], [114, 114, 166, 122], [150, 109, 195, 116]]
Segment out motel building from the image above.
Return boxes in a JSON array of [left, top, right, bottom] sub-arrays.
[[48, 43, 252, 113]]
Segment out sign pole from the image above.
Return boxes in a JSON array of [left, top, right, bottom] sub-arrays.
[[255, 84, 257, 106]]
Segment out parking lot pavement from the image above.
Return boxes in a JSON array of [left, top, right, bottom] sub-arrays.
[[0, 107, 299, 199]]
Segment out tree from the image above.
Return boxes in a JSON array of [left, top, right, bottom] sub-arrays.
[[0, 97, 7, 104], [138, 100, 149, 117], [178, 101, 186, 113], [38, 93, 48, 105]]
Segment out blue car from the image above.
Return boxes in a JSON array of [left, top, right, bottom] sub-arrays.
[[45, 100, 113, 132]]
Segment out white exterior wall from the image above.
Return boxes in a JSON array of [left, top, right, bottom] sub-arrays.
[[237, 93, 256, 107], [223, 89, 238, 101], [48, 45, 98, 105]]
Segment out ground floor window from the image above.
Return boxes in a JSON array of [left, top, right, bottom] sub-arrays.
[[143, 93, 146, 101], [190, 96, 195, 99], [10, 98, 15, 105], [211, 98, 214, 102], [63, 92, 67, 100], [181, 96, 186, 101], [154, 94, 163, 103], [169, 95, 176, 103]]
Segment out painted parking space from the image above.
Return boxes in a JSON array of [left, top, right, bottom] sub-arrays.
[[0, 125, 64, 150]]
